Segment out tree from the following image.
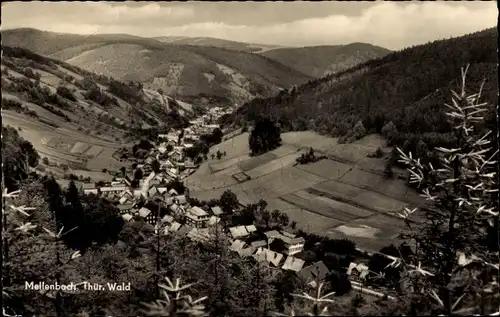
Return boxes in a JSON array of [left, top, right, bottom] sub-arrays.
[[216, 150, 223, 160], [248, 118, 282, 156], [42, 157, 50, 165], [119, 166, 126, 177], [219, 190, 239, 214], [211, 154, 215, 160], [389, 66, 499, 315], [212, 128, 223, 144], [151, 160, 161, 173], [381, 121, 398, 138], [134, 168, 144, 181]]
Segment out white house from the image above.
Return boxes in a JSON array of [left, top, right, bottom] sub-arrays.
[[185, 206, 209, 228]]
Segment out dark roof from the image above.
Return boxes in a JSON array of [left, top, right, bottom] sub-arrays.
[[297, 261, 329, 283]]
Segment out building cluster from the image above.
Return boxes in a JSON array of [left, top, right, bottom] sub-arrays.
[[79, 104, 376, 292]]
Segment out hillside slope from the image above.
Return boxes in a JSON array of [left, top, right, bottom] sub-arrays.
[[153, 36, 284, 53], [1, 46, 191, 172], [1, 28, 312, 107], [235, 28, 497, 153], [261, 43, 391, 77]]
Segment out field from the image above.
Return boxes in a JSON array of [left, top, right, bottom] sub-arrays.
[[2, 110, 127, 174], [187, 131, 427, 252]]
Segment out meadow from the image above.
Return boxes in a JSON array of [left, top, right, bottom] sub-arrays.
[[187, 131, 425, 252]]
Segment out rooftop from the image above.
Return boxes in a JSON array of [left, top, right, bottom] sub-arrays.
[[189, 206, 208, 217], [282, 256, 305, 272], [211, 206, 223, 215], [229, 226, 249, 238]]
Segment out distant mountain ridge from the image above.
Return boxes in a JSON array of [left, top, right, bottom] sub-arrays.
[[1, 28, 312, 107], [260, 43, 391, 77], [153, 36, 285, 53], [234, 27, 497, 152]]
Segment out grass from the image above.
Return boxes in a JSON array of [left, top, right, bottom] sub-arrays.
[[296, 159, 353, 180], [187, 131, 425, 252], [245, 153, 300, 179], [239, 152, 278, 171]]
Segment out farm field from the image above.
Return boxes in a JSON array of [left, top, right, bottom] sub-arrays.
[[3, 110, 126, 172], [266, 197, 344, 232], [296, 158, 353, 180], [245, 153, 300, 179], [186, 131, 426, 252]]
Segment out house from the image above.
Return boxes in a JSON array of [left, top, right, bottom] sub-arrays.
[[264, 230, 281, 243], [253, 248, 284, 267], [169, 150, 183, 162], [281, 236, 305, 256], [174, 195, 187, 205], [168, 188, 179, 196], [297, 261, 329, 288], [169, 221, 182, 232], [121, 213, 134, 222], [230, 239, 246, 253], [138, 207, 156, 224], [83, 183, 98, 195], [142, 163, 153, 174], [229, 226, 249, 239], [245, 225, 257, 234], [148, 186, 161, 199], [282, 256, 305, 272], [211, 206, 223, 216], [347, 262, 370, 283], [208, 216, 220, 226], [161, 214, 174, 224], [250, 240, 267, 249], [185, 159, 197, 169], [185, 206, 210, 228], [117, 203, 134, 214], [164, 197, 176, 206]]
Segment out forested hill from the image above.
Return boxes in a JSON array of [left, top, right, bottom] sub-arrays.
[[234, 28, 497, 153]]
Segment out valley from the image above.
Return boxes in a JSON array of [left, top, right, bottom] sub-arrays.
[[1, 2, 498, 315], [186, 131, 425, 252]]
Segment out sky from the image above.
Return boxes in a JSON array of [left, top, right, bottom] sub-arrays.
[[1, 1, 497, 50]]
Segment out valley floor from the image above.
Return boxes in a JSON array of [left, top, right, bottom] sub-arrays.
[[186, 131, 428, 252]]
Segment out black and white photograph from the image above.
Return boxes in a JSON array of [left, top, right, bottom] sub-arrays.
[[1, 1, 498, 316]]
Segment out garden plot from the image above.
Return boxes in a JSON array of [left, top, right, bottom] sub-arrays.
[[270, 144, 298, 157], [339, 167, 425, 206], [70, 142, 91, 154], [293, 190, 373, 218], [310, 180, 362, 199], [46, 137, 76, 153], [83, 145, 104, 158], [239, 152, 278, 171], [266, 197, 344, 232], [326, 144, 374, 164], [280, 192, 358, 222], [296, 159, 353, 180], [245, 153, 300, 179], [210, 155, 249, 173], [339, 167, 383, 187], [86, 147, 125, 171], [356, 156, 390, 174], [353, 191, 407, 215], [255, 166, 326, 196]]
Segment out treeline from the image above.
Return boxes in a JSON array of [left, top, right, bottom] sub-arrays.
[[235, 28, 497, 155]]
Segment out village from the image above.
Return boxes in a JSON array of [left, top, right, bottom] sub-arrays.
[[77, 105, 391, 299]]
